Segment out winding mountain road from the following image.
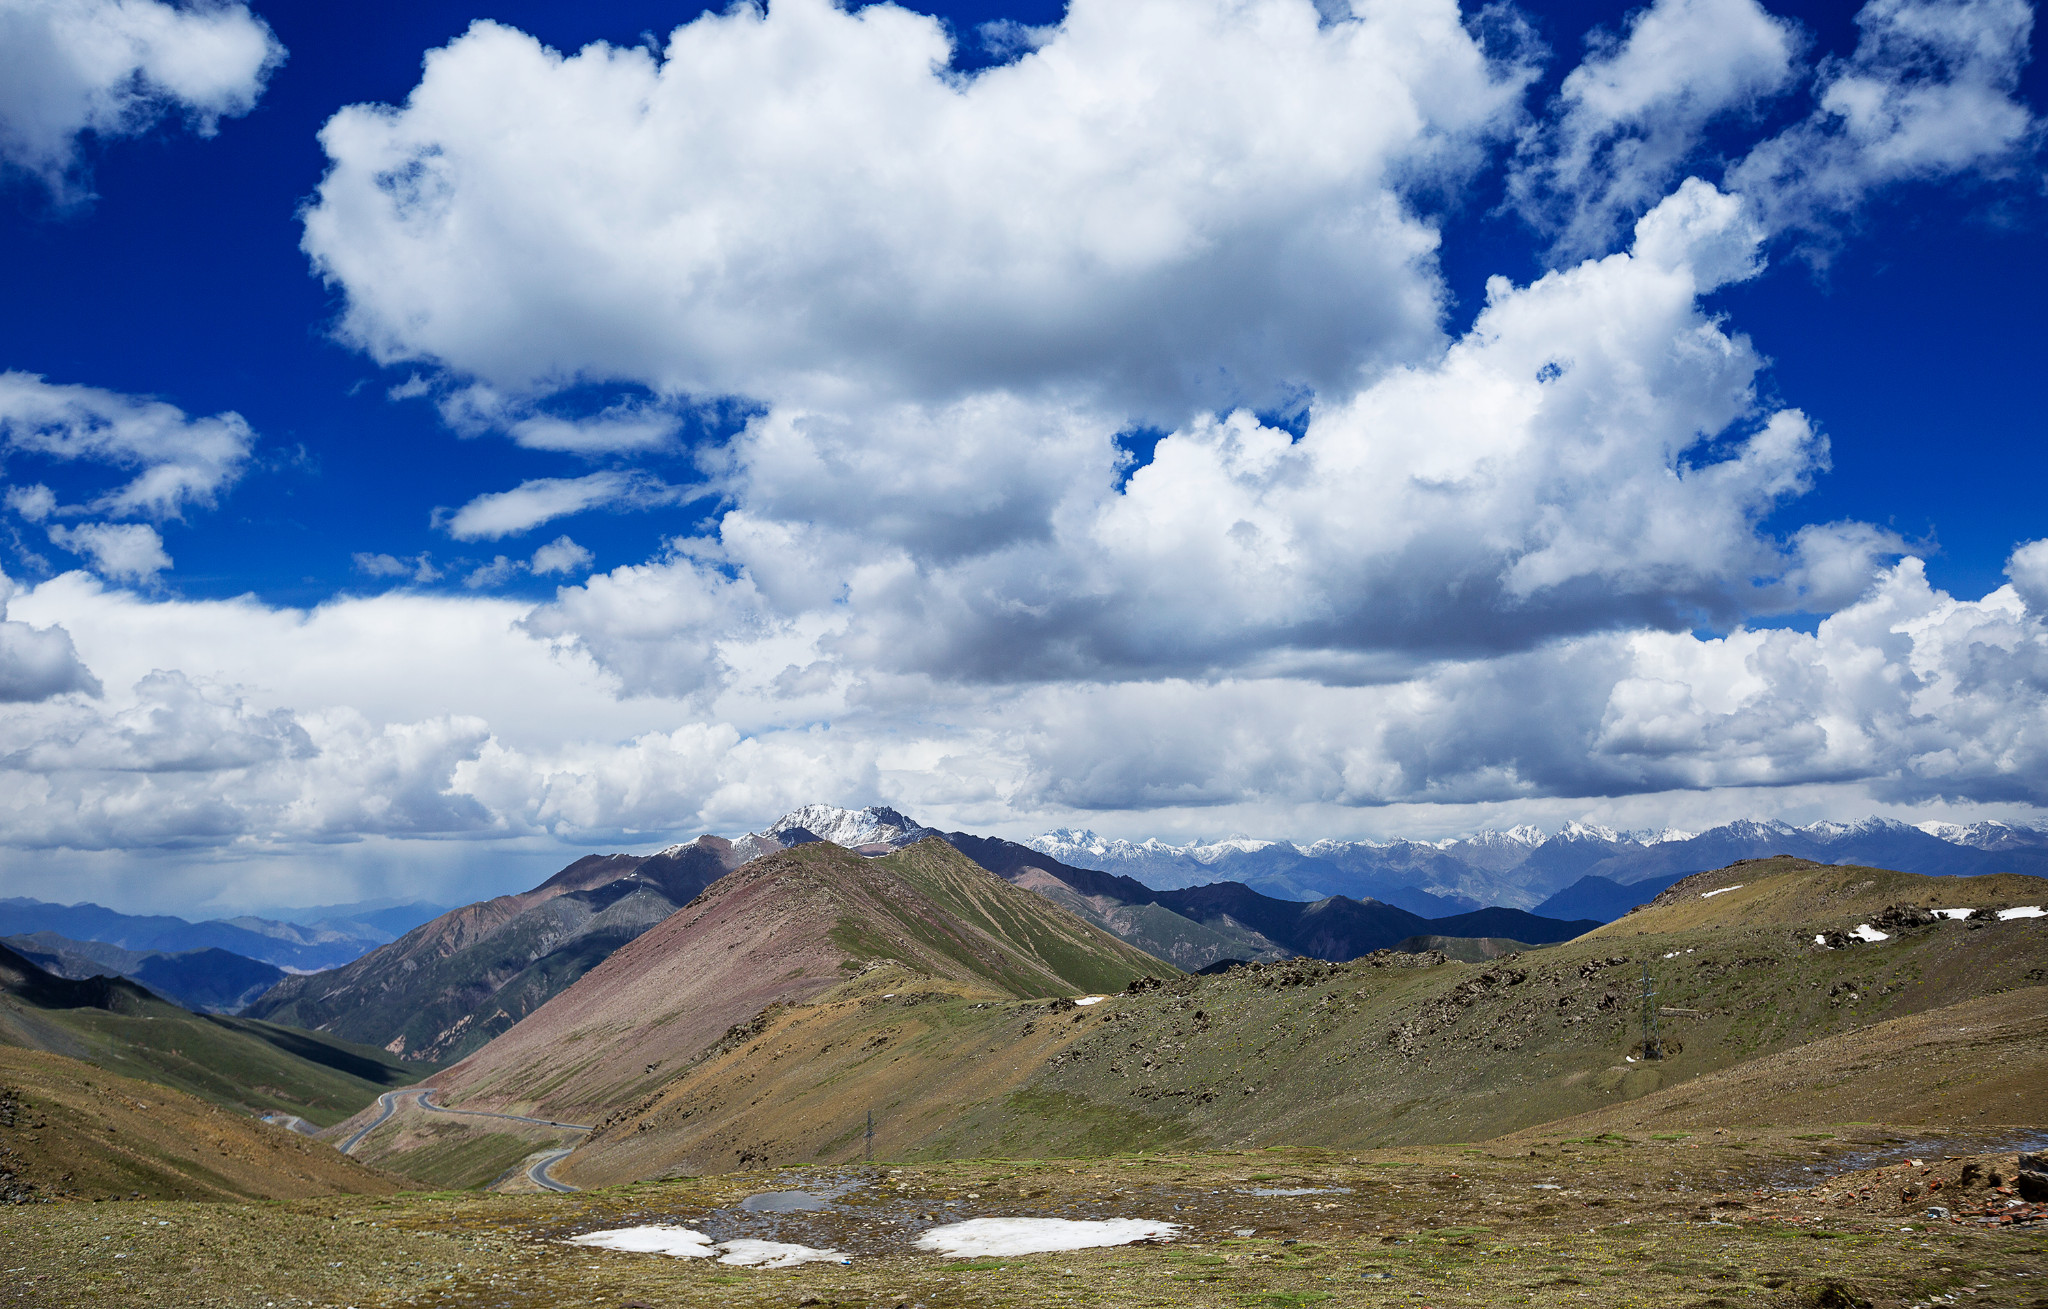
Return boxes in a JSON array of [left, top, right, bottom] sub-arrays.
[[527, 1148, 579, 1192], [339, 1086, 593, 1181], [339, 1090, 409, 1154]]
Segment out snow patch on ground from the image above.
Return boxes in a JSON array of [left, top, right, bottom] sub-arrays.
[[1932, 908, 1973, 920], [1074, 996, 1106, 1006], [568, 1226, 716, 1257], [1998, 905, 2044, 920], [915, 1217, 1179, 1257], [567, 1227, 846, 1267], [1850, 924, 1890, 942], [713, 1239, 849, 1268], [1700, 885, 1743, 898]]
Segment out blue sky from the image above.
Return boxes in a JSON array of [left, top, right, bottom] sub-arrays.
[[0, 0, 2043, 913]]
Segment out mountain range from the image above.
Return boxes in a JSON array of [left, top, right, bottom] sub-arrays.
[[1029, 816, 2048, 911], [430, 854, 2048, 1183], [0, 896, 447, 972], [2, 932, 287, 1013], [240, 807, 1602, 1068]]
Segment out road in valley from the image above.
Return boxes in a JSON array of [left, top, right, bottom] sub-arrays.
[[527, 1148, 579, 1192], [338, 1090, 409, 1154], [339, 1087, 591, 1189]]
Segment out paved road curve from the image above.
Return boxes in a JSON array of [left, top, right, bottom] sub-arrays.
[[527, 1148, 579, 1192], [338, 1090, 409, 1154], [339, 1086, 593, 1191]]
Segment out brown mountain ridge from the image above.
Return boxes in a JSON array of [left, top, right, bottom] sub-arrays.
[[414, 838, 1169, 1127]]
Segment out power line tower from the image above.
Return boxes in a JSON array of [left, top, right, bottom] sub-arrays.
[[1639, 961, 1662, 1061]]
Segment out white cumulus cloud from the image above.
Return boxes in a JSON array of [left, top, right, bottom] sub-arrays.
[[0, 370, 254, 520], [1510, 0, 1804, 255], [302, 0, 1527, 419], [440, 471, 688, 541], [47, 521, 171, 581], [0, 568, 98, 702], [1728, 0, 2041, 241], [530, 536, 594, 576], [0, 0, 282, 198]]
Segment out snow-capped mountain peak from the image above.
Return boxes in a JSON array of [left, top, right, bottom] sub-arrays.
[[1448, 825, 1548, 850], [1556, 820, 1623, 843], [764, 804, 934, 850]]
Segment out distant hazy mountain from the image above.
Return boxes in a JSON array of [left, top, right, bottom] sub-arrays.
[[932, 825, 1595, 966], [3, 931, 285, 1014], [244, 900, 450, 941], [0, 898, 401, 971], [1030, 816, 2048, 917]]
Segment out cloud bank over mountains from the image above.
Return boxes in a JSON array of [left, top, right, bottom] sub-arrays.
[[0, 0, 2043, 910]]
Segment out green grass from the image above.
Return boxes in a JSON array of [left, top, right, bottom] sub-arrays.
[[2, 995, 432, 1126], [369, 1129, 554, 1191]]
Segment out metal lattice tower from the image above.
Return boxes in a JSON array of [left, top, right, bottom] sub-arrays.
[[1639, 962, 1662, 1061]]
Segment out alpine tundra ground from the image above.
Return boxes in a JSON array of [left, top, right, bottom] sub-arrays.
[[5, 1127, 2044, 1309]]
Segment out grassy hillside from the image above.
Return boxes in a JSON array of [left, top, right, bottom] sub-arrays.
[[428, 839, 1171, 1128], [1533, 984, 2047, 1137], [0, 1044, 405, 1202], [0, 944, 432, 1128], [562, 860, 2046, 1179], [1593, 857, 2047, 936]]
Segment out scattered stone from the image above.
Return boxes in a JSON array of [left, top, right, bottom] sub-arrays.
[[1870, 904, 1937, 931], [2017, 1152, 2048, 1203]]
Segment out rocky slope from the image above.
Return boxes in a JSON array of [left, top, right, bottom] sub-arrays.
[[243, 835, 769, 1062]]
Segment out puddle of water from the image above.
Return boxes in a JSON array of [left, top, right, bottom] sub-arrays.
[[740, 1190, 841, 1213], [1763, 1130, 2048, 1191]]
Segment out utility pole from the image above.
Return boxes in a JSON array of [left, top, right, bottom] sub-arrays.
[[1639, 962, 1662, 1061], [865, 1109, 874, 1163]]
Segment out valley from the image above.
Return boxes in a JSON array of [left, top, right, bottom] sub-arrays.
[[3, 813, 2043, 1308]]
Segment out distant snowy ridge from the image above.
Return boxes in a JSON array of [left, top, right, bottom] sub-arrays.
[[1024, 815, 2048, 911], [708, 804, 2045, 917], [759, 803, 936, 850], [1032, 816, 2033, 869]]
